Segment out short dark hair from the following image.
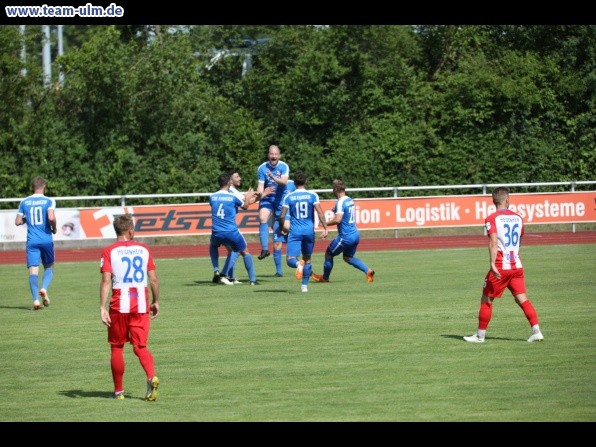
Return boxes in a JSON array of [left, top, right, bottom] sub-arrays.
[[332, 179, 346, 193], [226, 168, 240, 177], [294, 171, 307, 186], [218, 173, 231, 187], [492, 186, 509, 206]]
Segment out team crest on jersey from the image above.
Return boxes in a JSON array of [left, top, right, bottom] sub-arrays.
[[486, 222, 492, 231]]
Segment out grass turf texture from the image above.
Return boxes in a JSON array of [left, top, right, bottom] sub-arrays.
[[0, 244, 595, 422]]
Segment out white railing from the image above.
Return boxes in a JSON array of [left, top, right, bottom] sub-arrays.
[[2, 181, 595, 206]]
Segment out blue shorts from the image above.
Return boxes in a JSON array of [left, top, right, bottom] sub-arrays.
[[286, 232, 315, 258], [259, 198, 277, 213], [210, 230, 247, 253], [26, 241, 55, 268], [272, 219, 288, 244], [326, 234, 360, 259]]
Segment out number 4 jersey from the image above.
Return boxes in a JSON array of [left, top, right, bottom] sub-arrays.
[[100, 240, 156, 313], [485, 208, 524, 270]]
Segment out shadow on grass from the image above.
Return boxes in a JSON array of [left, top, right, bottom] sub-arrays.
[[441, 334, 520, 342], [59, 389, 146, 400], [0, 304, 44, 311]]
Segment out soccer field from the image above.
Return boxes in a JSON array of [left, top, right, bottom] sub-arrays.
[[0, 244, 595, 422]]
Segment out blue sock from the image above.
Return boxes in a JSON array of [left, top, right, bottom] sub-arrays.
[[42, 267, 53, 290], [287, 258, 299, 268], [302, 263, 312, 286], [274, 249, 282, 274], [226, 252, 240, 278], [29, 274, 39, 302], [243, 254, 256, 282], [259, 223, 269, 251], [209, 244, 220, 273], [221, 251, 232, 277], [346, 257, 368, 274], [324, 258, 333, 279]]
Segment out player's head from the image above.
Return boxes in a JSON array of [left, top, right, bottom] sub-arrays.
[[294, 171, 307, 187], [218, 172, 231, 188], [31, 176, 47, 193], [113, 214, 135, 238], [226, 168, 242, 187], [332, 179, 346, 195], [492, 186, 510, 208], [267, 145, 281, 165]]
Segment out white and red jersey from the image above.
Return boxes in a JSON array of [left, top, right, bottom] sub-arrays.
[[485, 208, 525, 271], [100, 240, 156, 314]]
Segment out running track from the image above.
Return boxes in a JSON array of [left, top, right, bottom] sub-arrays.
[[1, 232, 594, 265]]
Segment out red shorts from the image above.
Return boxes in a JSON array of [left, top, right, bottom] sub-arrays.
[[482, 268, 526, 298], [107, 312, 150, 347]]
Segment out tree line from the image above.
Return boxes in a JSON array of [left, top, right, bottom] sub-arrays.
[[0, 25, 594, 208]]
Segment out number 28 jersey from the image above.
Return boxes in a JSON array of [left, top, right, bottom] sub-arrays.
[[485, 208, 524, 271], [100, 240, 156, 314]]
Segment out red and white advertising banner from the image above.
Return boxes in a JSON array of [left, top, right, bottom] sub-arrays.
[[1, 192, 594, 242]]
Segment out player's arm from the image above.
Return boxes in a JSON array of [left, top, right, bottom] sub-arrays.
[[314, 203, 328, 239], [256, 180, 265, 196], [15, 213, 25, 226], [259, 185, 276, 201], [326, 211, 342, 227], [48, 208, 57, 234], [99, 271, 113, 327], [241, 189, 257, 210], [266, 169, 289, 187], [148, 269, 159, 319], [488, 232, 500, 279]]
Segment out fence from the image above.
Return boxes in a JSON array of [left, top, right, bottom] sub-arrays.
[[2, 181, 595, 250]]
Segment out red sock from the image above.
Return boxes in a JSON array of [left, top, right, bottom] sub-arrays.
[[478, 301, 492, 330], [110, 345, 125, 392], [133, 345, 155, 379], [520, 300, 539, 326]]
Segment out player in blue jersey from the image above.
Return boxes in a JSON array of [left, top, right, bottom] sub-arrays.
[[256, 145, 290, 262], [215, 168, 273, 285], [271, 178, 296, 277], [278, 171, 328, 293], [209, 172, 259, 285], [311, 179, 375, 284], [15, 176, 58, 310]]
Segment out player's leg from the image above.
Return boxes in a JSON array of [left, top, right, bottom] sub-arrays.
[[301, 237, 314, 286], [209, 236, 221, 279], [26, 245, 41, 308], [511, 271, 543, 342], [285, 236, 301, 269], [258, 205, 273, 259], [108, 313, 127, 396], [272, 219, 285, 276], [464, 272, 503, 343], [324, 237, 345, 280], [230, 231, 256, 283]]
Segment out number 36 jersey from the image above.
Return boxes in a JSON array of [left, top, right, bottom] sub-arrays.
[[100, 240, 156, 314], [485, 208, 524, 271]]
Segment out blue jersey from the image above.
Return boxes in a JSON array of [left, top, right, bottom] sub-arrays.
[[281, 189, 320, 237], [334, 195, 359, 239], [257, 160, 290, 208], [276, 179, 296, 217], [17, 193, 56, 245], [210, 190, 244, 234]]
